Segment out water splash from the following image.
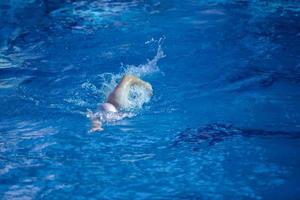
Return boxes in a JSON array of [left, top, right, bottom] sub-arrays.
[[122, 37, 166, 77], [99, 37, 165, 105], [88, 37, 165, 129]]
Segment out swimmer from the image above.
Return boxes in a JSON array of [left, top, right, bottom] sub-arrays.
[[89, 74, 153, 132]]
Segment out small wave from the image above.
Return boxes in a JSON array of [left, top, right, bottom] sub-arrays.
[[88, 109, 136, 124], [49, 0, 139, 31], [174, 123, 300, 150]]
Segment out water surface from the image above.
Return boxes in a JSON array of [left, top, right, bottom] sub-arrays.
[[1, 0, 300, 199]]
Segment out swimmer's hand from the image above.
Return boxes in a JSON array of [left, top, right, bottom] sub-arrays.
[[91, 119, 103, 132], [87, 109, 104, 132]]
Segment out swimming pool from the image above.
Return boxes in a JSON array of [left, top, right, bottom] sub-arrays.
[[1, 0, 300, 199]]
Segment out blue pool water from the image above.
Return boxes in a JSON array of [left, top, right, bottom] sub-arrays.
[[1, 0, 300, 199]]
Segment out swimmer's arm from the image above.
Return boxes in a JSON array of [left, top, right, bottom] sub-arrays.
[[107, 75, 153, 108]]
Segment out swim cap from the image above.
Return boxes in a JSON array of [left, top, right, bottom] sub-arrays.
[[100, 103, 118, 113]]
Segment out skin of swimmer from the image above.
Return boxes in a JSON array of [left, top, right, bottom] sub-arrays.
[[90, 75, 153, 132], [100, 103, 118, 113]]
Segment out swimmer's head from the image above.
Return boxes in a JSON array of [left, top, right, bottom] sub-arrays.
[[100, 103, 118, 113]]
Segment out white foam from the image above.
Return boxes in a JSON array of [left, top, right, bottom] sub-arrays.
[[127, 84, 151, 111], [123, 37, 165, 77]]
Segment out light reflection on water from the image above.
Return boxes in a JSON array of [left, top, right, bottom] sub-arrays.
[[0, 0, 300, 199]]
